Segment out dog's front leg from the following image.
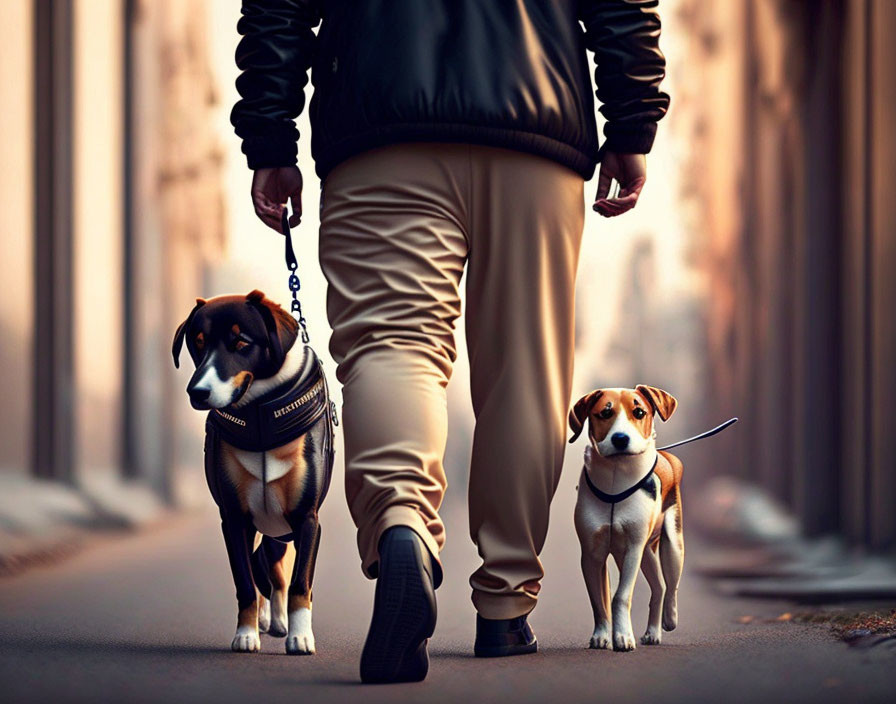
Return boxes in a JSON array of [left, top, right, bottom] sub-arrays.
[[576, 493, 613, 649], [221, 518, 261, 652], [578, 521, 612, 649], [611, 530, 649, 652], [581, 549, 612, 649], [285, 514, 321, 655]]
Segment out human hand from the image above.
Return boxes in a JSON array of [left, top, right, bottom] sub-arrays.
[[251, 166, 303, 231], [593, 152, 647, 218]]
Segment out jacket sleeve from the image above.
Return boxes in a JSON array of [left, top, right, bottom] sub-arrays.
[[579, 0, 670, 155], [229, 0, 321, 170]]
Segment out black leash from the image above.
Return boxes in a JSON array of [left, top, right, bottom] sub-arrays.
[[655, 417, 738, 451]]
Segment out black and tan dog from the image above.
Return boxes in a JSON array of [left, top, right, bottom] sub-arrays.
[[173, 289, 336, 654]]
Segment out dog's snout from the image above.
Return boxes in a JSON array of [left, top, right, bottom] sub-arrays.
[[189, 387, 210, 404], [611, 432, 630, 450]]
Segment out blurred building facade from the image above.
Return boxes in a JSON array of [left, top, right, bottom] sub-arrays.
[[0, 0, 225, 517], [689, 0, 896, 553]]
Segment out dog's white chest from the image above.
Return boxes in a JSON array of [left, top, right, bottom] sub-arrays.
[[574, 467, 663, 555], [245, 480, 292, 536], [577, 488, 657, 527], [224, 445, 306, 537], [231, 447, 294, 482]]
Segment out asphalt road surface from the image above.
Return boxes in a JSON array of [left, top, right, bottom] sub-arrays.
[[1, 463, 892, 704]]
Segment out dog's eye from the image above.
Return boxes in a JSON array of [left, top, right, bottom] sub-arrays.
[[232, 334, 253, 352], [195, 332, 204, 349], [632, 407, 647, 419], [598, 407, 614, 419]]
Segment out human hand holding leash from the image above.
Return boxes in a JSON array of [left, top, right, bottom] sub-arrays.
[[251, 166, 303, 231], [593, 152, 646, 218]]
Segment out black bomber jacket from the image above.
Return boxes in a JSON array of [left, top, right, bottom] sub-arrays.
[[230, 0, 670, 182]]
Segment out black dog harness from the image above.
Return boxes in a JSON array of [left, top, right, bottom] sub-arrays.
[[207, 345, 332, 452], [582, 454, 658, 504]]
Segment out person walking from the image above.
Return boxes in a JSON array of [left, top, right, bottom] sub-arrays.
[[231, 0, 669, 684]]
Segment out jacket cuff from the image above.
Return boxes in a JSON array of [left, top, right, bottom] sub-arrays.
[[600, 121, 658, 156], [242, 135, 299, 170]]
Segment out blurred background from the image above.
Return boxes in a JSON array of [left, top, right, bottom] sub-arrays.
[[0, 0, 894, 596]]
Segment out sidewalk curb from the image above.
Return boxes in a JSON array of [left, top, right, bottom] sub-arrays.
[[0, 474, 171, 578]]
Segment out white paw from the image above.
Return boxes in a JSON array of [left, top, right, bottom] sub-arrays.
[[285, 606, 315, 655], [286, 633, 315, 655], [641, 628, 662, 645], [258, 597, 271, 633], [268, 590, 288, 638], [231, 625, 260, 653], [613, 630, 636, 652], [590, 628, 612, 650]]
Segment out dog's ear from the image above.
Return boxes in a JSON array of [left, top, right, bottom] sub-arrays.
[[568, 390, 603, 443], [636, 384, 678, 421], [172, 297, 207, 369], [246, 292, 299, 373]]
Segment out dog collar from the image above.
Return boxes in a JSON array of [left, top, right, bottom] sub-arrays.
[[582, 453, 658, 504], [207, 345, 330, 452]]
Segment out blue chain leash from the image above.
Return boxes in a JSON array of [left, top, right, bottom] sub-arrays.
[[280, 207, 310, 344], [279, 206, 338, 427]]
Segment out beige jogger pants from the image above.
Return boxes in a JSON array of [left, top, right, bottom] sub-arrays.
[[318, 141, 585, 619]]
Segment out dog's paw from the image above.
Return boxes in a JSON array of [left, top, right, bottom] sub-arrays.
[[269, 617, 288, 638], [258, 597, 271, 634], [589, 629, 612, 650], [285, 607, 315, 655], [641, 628, 662, 645], [663, 602, 678, 632], [231, 626, 261, 653], [286, 633, 315, 655], [613, 630, 637, 652]]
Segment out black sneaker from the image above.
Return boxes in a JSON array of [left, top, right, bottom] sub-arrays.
[[359, 526, 438, 683], [473, 613, 538, 657]]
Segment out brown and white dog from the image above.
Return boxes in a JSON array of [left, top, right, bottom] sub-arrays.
[[568, 385, 684, 652], [173, 290, 335, 655]]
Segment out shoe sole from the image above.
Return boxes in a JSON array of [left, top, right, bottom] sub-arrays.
[[474, 641, 538, 658], [360, 532, 437, 683]]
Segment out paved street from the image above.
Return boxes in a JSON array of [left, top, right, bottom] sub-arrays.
[[0, 463, 892, 704]]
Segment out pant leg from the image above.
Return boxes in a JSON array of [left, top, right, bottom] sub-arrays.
[[318, 142, 471, 586], [464, 143, 585, 619]]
